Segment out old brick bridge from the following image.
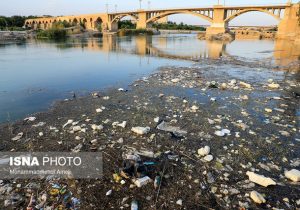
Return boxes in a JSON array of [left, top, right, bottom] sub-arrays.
[[25, 3, 300, 39]]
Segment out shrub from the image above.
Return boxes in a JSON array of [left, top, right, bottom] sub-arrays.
[[37, 28, 66, 40], [117, 29, 153, 36], [152, 21, 206, 31]]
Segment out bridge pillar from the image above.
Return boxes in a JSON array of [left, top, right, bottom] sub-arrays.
[[101, 14, 118, 32], [277, 4, 300, 41], [136, 11, 152, 29], [107, 22, 118, 32], [206, 5, 228, 35]]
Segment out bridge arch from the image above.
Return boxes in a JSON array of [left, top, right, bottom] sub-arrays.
[[225, 8, 281, 23], [111, 14, 138, 23], [94, 17, 103, 30], [146, 11, 213, 24], [72, 18, 78, 25]]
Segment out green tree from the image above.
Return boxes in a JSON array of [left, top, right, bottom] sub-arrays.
[[0, 18, 7, 29], [10, 16, 26, 27], [118, 20, 136, 29]]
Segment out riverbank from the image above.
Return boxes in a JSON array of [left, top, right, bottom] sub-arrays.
[[0, 55, 299, 209], [0, 31, 30, 42]]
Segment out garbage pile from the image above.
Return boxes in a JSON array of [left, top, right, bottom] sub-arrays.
[[110, 151, 170, 210], [1, 180, 80, 210]]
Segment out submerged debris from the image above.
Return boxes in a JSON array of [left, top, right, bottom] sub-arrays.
[[156, 121, 187, 137]]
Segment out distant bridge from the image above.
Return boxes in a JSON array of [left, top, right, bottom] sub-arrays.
[[25, 3, 299, 38]]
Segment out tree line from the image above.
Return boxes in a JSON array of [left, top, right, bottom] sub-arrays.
[[0, 16, 50, 30], [117, 20, 205, 31]]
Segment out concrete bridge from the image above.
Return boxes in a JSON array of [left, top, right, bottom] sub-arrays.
[[25, 3, 299, 39]]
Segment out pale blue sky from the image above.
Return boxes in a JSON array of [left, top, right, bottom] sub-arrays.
[[1, 0, 295, 26]]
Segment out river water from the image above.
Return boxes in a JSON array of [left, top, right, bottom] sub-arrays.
[[0, 34, 299, 122]]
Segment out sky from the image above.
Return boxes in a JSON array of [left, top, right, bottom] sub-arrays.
[[1, 0, 295, 26]]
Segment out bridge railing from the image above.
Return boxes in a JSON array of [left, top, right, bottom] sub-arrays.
[[107, 3, 289, 14]]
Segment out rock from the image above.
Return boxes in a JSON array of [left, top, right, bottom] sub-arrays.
[[197, 32, 206, 40], [208, 118, 215, 125], [91, 124, 104, 131], [221, 129, 230, 135], [131, 126, 150, 135], [240, 95, 249, 100], [156, 121, 187, 137], [285, 169, 300, 182], [4, 199, 11, 207], [246, 171, 276, 187], [230, 79, 237, 85], [117, 121, 127, 128], [215, 129, 230, 137], [198, 146, 210, 157], [96, 108, 103, 113], [117, 138, 124, 144], [268, 83, 280, 89], [207, 81, 218, 88], [24, 116, 36, 122], [207, 32, 234, 42], [92, 92, 100, 98], [91, 139, 98, 144], [11, 132, 23, 141], [191, 105, 199, 111], [32, 122, 46, 127], [250, 191, 266, 204], [176, 199, 183, 206], [154, 117, 160, 123], [239, 81, 252, 89], [38, 132, 43, 137], [72, 126, 82, 132], [63, 119, 73, 128], [136, 150, 157, 158], [118, 88, 125, 91], [220, 83, 227, 89], [171, 78, 180, 83], [265, 108, 272, 113], [215, 130, 225, 137], [203, 155, 214, 162], [106, 189, 112, 196], [279, 130, 290, 137]]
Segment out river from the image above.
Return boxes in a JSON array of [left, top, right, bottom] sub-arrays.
[[0, 34, 299, 122]]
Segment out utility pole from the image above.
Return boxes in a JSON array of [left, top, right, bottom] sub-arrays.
[[139, 0, 142, 10], [115, 4, 117, 13], [148, 1, 151, 10]]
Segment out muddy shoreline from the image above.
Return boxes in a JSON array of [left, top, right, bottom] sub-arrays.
[[0, 57, 299, 209]]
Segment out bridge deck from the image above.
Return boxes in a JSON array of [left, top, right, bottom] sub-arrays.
[[109, 4, 288, 15]]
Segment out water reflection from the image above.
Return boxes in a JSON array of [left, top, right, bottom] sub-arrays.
[[48, 35, 300, 67]]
